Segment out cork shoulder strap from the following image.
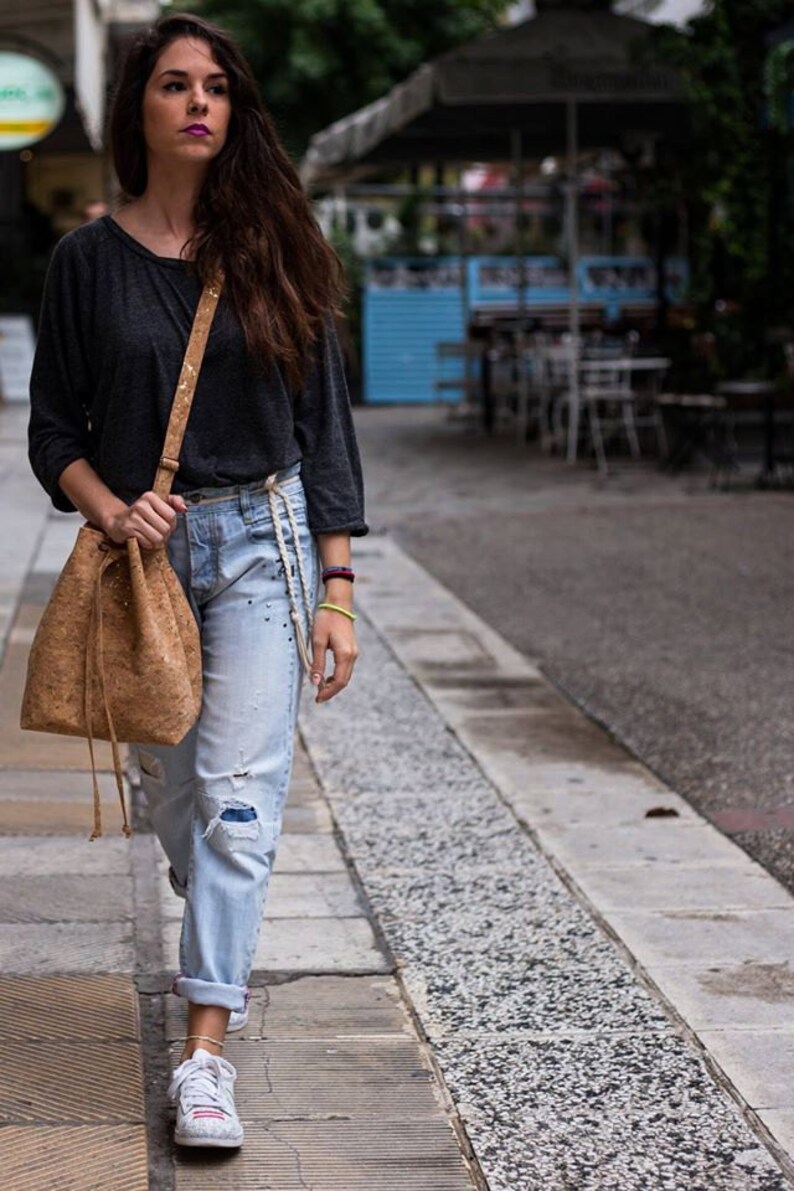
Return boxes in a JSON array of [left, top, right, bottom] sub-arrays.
[[152, 273, 225, 499]]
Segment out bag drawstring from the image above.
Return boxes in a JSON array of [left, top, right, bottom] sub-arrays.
[[264, 473, 315, 679], [84, 548, 132, 842]]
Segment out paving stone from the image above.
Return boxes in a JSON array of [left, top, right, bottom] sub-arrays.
[[165, 974, 409, 1041], [458, 706, 631, 768], [291, 748, 317, 782], [18, 570, 59, 606], [356, 865, 668, 1037], [270, 871, 365, 918], [508, 779, 696, 828], [170, 1036, 444, 1119], [573, 862, 792, 913], [433, 1034, 787, 1190], [0, 1124, 149, 1191], [173, 1119, 473, 1189], [0, 922, 135, 973], [536, 819, 745, 869], [0, 836, 132, 875], [274, 832, 348, 872], [397, 953, 668, 1039], [31, 519, 80, 572], [488, 758, 669, 793], [284, 777, 326, 806], [0, 974, 140, 1039], [388, 626, 498, 671], [163, 915, 390, 974], [301, 630, 492, 798], [698, 1030, 794, 1110], [649, 964, 794, 1030], [158, 870, 364, 921], [0, 769, 119, 800], [607, 908, 794, 968], [491, 1109, 787, 1191], [0, 637, 114, 770], [426, 675, 569, 714], [252, 914, 389, 973], [0, 1040, 144, 1123], [0, 875, 133, 922], [757, 1112, 794, 1161], [0, 796, 124, 836], [281, 799, 334, 832], [332, 785, 534, 872]]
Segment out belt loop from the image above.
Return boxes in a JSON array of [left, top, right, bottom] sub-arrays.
[[238, 481, 249, 521]]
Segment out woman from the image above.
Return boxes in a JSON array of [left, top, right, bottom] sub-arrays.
[[27, 11, 367, 1149]]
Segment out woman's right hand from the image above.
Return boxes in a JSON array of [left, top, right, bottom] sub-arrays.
[[104, 491, 188, 549]]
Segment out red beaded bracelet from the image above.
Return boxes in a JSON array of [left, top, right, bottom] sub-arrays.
[[322, 566, 355, 583]]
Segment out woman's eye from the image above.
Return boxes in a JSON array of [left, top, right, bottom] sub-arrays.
[[163, 82, 227, 94]]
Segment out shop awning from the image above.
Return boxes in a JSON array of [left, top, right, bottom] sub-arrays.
[[301, 0, 688, 187]]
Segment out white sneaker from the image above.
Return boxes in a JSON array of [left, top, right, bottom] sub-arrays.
[[227, 1005, 249, 1032], [168, 1048, 244, 1148]]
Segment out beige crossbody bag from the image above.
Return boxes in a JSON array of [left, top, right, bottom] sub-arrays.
[[20, 275, 224, 841]]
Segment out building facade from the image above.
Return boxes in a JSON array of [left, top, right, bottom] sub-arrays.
[[0, 0, 159, 312]]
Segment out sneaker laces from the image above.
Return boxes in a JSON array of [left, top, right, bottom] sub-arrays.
[[168, 1049, 236, 1114]]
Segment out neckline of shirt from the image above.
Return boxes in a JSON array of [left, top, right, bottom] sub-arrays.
[[102, 213, 194, 270]]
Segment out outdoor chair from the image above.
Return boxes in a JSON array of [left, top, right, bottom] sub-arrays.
[[579, 358, 641, 473], [540, 338, 581, 454], [474, 330, 552, 440]]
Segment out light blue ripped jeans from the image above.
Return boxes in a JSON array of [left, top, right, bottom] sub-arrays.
[[129, 461, 318, 1011]]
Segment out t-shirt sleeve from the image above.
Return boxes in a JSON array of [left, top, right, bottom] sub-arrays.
[[27, 233, 94, 513], [294, 312, 369, 537]]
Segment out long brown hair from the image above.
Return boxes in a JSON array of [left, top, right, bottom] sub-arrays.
[[108, 12, 344, 391]]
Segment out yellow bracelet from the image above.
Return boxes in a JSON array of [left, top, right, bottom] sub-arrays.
[[316, 601, 358, 621]]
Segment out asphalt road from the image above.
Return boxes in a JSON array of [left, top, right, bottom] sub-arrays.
[[354, 404, 794, 893]]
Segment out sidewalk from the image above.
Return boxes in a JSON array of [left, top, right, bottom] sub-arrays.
[[1, 401, 794, 1187], [0, 406, 475, 1190]]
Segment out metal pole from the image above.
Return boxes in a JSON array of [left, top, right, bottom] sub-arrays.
[[333, 184, 348, 236], [511, 128, 527, 327], [566, 97, 581, 463], [458, 163, 475, 413]]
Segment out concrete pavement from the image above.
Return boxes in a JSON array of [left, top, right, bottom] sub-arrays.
[[311, 532, 794, 1187], [353, 403, 794, 897], [1, 398, 794, 1187]]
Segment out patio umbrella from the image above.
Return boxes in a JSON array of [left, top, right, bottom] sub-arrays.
[[301, 0, 689, 458]]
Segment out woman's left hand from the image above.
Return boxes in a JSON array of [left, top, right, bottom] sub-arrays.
[[310, 609, 358, 703]]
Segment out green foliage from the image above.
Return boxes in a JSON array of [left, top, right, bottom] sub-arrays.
[[180, 0, 512, 155], [657, 0, 794, 375]]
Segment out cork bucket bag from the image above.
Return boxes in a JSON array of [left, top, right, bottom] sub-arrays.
[[20, 275, 224, 840]]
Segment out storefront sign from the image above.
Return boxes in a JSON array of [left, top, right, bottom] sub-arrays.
[[0, 53, 64, 150]]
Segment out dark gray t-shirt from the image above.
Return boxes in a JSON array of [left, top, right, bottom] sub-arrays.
[[27, 213, 368, 536]]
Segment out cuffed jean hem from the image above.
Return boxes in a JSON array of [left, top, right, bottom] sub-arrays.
[[173, 973, 249, 1013]]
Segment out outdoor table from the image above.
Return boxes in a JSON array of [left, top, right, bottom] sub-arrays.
[[582, 356, 671, 375], [569, 356, 671, 460], [715, 380, 793, 486]]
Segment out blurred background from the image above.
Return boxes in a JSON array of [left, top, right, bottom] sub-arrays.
[[1, 0, 793, 891]]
